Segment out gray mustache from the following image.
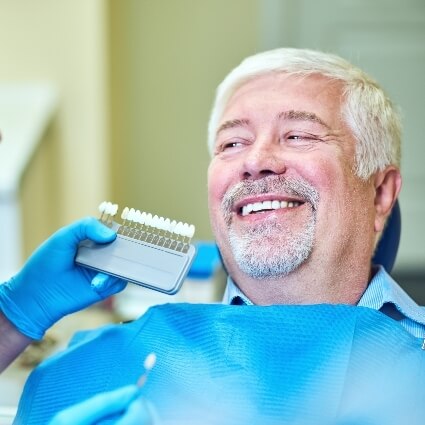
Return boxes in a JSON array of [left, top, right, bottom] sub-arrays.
[[221, 176, 319, 220]]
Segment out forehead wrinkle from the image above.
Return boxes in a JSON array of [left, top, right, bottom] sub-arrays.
[[277, 110, 331, 130]]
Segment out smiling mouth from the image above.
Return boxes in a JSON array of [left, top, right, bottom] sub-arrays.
[[239, 200, 303, 217]]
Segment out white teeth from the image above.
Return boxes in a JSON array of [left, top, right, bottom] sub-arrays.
[[241, 200, 301, 216], [244, 204, 253, 215], [253, 202, 263, 212]]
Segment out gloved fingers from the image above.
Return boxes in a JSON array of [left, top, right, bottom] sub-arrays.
[[48, 385, 141, 425], [115, 398, 156, 425], [50, 217, 117, 251], [74, 217, 117, 244], [91, 273, 128, 298], [82, 217, 117, 244]]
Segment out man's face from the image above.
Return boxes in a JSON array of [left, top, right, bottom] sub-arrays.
[[208, 73, 377, 283]]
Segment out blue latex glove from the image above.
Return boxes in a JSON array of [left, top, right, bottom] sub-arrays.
[[48, 385, 155, 425], [0, 217, 127, 340]]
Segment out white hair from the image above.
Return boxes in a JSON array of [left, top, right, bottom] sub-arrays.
[[207, 48, 401, 179]]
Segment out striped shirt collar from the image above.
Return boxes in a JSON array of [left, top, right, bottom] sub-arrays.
[[223, 265, 425, 338]]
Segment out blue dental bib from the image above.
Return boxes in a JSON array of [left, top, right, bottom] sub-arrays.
[[14, 303, 425, 424]]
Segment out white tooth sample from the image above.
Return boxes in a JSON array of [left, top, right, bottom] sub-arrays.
[[272, 200, 280, 209], [104, 203, 111, 215], [288, 202, 294, 208], [98, 201, 107, 214], [281, 201, 288, 209], [140, 212, 147, 225], [169, 220, 177, 233], [134, 209, 142, 223], [253, 202, 263, 212], [127, 208, 136, 222], [152, 215, 160, 229], [187, 224, 195, 238], [111, 204, 119, 216], [174, 222, 184, 236], [242, 206, 248, 216], [182, 223, 190, 237], [158, 216, 165, 230], [263, 200, 272, 210], [121, 207, 129, 220], [164, 218, 171, 232]]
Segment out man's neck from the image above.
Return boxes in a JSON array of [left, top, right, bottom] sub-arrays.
[[230, 263, 371, 306]]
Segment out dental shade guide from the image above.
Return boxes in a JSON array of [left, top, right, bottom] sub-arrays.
[[75, 201, 196, 295]]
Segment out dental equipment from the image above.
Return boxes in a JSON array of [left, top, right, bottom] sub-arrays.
[[75, 201, 196, 295], [137, 352, 157, 387]]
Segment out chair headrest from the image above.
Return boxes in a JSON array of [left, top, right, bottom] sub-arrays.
[[372, 200, 401, 273]]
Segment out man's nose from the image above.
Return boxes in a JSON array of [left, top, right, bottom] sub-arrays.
[[241, 138, 286, 180]]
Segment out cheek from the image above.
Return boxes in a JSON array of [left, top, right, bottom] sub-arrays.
[[299, 157, 346, 193], [207, 159, 236, 207], [207, 161, 229, 226], [299, 158, 360, 227], [207, 162, 220, 207], [207, 160, 241, 239]]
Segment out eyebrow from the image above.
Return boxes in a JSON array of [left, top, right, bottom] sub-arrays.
[[216, 118, 250, 136], [278, 110, 330, 129], [215, 110, 330, 139]]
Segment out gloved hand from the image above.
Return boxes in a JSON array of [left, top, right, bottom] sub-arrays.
[[48, 385, 156, 425], [0, 217, 127, 340]]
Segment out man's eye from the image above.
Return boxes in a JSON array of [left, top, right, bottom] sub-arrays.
[[213, 140, 245, 156], [286, 132, 320, 142], [224, 142, 241, 149], [220, 140, 245, 151]]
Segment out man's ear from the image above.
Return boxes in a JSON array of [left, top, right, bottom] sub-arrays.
[[373, 166, 402, 233]]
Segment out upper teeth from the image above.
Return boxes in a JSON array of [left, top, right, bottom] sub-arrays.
[[241, 200, 300, 216]]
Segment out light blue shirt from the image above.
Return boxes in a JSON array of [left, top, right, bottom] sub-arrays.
[[223, 265, 425, 339]]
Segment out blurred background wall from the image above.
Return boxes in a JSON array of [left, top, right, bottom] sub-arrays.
[[0, 0, 109, 260], [0, 0, 424, 298]]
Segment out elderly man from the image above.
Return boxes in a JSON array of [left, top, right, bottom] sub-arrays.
[[9, 48, 425, 425], [209, 49, 401, 307]]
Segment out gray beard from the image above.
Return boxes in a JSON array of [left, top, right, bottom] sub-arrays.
[[222, 176, 318, 279], [228, 213, 315, 279]]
